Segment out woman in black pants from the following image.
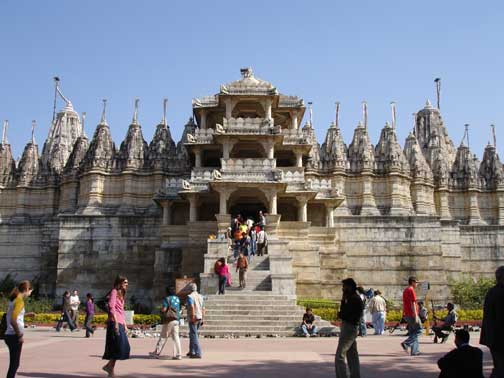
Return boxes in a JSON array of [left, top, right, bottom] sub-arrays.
[[4, 280, 33, 378]]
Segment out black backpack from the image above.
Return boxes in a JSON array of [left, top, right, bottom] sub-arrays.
[[95, 291, 111, 313], [0, 313, 7, 340]]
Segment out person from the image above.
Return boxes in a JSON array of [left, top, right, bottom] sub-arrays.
[[258, 210, 266, 227], [433, 303, 457, 343], [368, 290, 386, 335], [215, 258, 230, 295], [250, 226, 257, 258], [301, 307, 318, 337], [226, 227, 233, 256], [4, 280, 32, 378], [70, 289, 80, 328], [480, 265, 504, 378], [438, 329, 484, 378], [257, 227, 266, 256], [56, 291, 76, 332], [335, 278, 363, 378], [102, 276, 130, 377], [150, 287, 182, 360], [246, 217, 254, 230], [418, 301, 428, 324], [186, 283, 205, 359], [400, 276, 422, 356], [356, 287, 367, 337], [84, 293, 95, 338], [236, 251, 248, 289]]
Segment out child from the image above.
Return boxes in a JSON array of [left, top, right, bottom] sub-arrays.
[[84, 293, 95, 337]]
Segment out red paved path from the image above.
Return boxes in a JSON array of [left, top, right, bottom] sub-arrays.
[[0, 328, 494, 377]]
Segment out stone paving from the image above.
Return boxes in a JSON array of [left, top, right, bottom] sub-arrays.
[[0, 327, 494, 378]]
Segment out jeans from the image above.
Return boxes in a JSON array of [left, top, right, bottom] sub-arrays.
[[302, 324, 318, 336], [432, 324, 452, 342], [403, 316, 422, 355], [5, 334, 22, 378], [490, 348, 504, 378], [335, 321, 360, 378], [84, 314, 94, 337], [372, 312, 385, 335], [189, 320, 202, 357], [358, 316, 366, 336], [218, 275, 226, 295], [56, 310, 76, 331]]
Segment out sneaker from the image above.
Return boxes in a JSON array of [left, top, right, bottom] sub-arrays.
[[189, 354, 202, 359], [305, 334, 310, 337], [149, 352, 160, 359], [172, 356, 182, 360], [186, 352, 192, 357], [400, 342, 409, 354]]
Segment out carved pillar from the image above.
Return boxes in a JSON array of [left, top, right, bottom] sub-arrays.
[[497, 190, 504, 225], [224, 98, 236, 120], [295, 150, 303, 168], [265, 190, 278, 215], [264, 141, 274, 159], [360, 173, 379, 216], [194, 147, 202, 168], [296, 196, 308, 222], [200, 110, 207, 129], [437, 189, 451, 220], [265, 98, 272, 120], [188, 195, 198, 222], [326, 203, 335, 227], [219, 189, 231, 215], [162, 201, 172, 225], [389, 174, 407, 215], [291, 111, 298, 129]]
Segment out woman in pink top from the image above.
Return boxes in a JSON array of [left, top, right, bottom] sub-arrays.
[[102, 276, 130, 377], [215, 257, 231, 295]]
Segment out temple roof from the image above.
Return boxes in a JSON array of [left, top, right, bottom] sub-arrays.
[[220, 68, 278, 96]]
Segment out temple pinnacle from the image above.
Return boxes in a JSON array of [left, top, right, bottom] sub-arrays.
[[2, 120, 8, 145], [362, 101, 368, 130], [31, 120, 36, 145], [100, 99, 108, 126], [308, 101, 313, 127], [162, 98, 168, 126], [390, 101, 397, 129], [132, 98, 139, 125], [335, 101, 340, 129]]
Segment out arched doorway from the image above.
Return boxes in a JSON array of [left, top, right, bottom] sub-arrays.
[[228, 188, 268, 222]]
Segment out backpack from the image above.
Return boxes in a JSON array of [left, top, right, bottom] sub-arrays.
[[0, 313, 7, 340], [95, 291, 111, 313]]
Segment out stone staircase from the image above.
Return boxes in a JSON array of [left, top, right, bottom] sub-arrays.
[[226, 255, 272, 291]]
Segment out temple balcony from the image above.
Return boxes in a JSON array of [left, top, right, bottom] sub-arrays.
[[281, 129, 309, 145], [221, 158, 276, 171], [220, 117, 281, 135], [185, 128, 214, 145], [191, 167, 282, 183]]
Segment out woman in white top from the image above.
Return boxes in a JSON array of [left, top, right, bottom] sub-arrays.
[[4, 280, 32, 378]]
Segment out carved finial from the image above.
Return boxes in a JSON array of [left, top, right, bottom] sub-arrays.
[[100, 99, 108, 126], [52, 76, 60, 124], [308, 101, 313, 127], [425, 99, 433, 109], [240, 67, 253, 79], [390, 101, 397, 129], [434, 78, 441, 110], [132, 98, 139, 125], [462, 124, 470, 149], [491, 124, 497, 148], [31, 120, 36, 145], [384, 121, 391, 129], [162, 98, 168, 126], [335, 101, 340, 128], [2, 120, 8, 145], [362, 101, 368, 130]]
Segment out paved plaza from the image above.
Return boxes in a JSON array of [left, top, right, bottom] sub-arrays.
[[0, 327, 494, 377]]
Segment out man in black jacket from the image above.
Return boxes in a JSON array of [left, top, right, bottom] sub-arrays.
[[335, 278, 364, 378], [480, 265, 504, 378], [438, 329, 484, 378]]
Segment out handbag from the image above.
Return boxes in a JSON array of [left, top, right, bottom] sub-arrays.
[[162, 297, 178, 324]]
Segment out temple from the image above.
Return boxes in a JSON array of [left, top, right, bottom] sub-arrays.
[[0, 68, 503, 307]]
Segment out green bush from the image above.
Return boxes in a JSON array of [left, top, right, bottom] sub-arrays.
[[449, 277, 494, 310]]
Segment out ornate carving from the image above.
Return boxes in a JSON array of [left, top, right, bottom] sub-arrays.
[[479, 143, 503, 190], [348, 122, 374, 172], [374, 122, 409, 174]]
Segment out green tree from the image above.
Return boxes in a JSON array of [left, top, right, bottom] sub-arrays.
[[449, 276, 495, 309]]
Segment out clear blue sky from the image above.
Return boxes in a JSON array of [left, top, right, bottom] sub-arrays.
[[1, 0, 503, 159]]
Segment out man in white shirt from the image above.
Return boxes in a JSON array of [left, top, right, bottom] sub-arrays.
[[69, 289, 80, 328], [368, 290, 387, 335], [186, 283, 205, 358], [256, 227, 267, 256]]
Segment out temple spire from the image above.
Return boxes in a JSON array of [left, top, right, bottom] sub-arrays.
[[162, 98, 168, 126], [335, 101, 340, 128], [412, 112, 417, 136], [31, 120, 36, 145], [434, 78, 441, 110], [462, 123, 470, 149], [100, 99, 108, 126], [132, 98, 139, 125], [491, 124, 497, 148], [2, 120, 8, 145], [308, 101, 313, 127], [362, 101, 368, 130], [390, 101, 397, 129]]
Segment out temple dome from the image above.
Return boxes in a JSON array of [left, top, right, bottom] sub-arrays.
[[220, 68, 278, 95]]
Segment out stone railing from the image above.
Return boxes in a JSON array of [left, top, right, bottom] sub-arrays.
[[220, 117, 280, 135], [306, 178, 332, 190], [278, 95, 304, 108], [190, 167, 282, 183], [221, 158, 276, 171], [186, 128, 214, 144], [281, 129, 308, 145], [278, 167, 305, 183], [192, 95, 219, 108]]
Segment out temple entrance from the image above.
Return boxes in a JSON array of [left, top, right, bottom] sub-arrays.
[[227, 188, 268, 222]]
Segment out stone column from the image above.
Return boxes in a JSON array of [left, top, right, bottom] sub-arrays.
[[200, 109, 207, 129], [360, 173, 379, 216], [291, 111, 298, 129], [326, 203, 335, 227], [194, 147, 202, 168], [297, 196, 308, 222], [437, 189, 451, 220], [265, 98, 272, 120], [265, 141, 274, 159], [224, 98, 233, 119], [219, 189, 231, 215], [269, 192, 278, 215], [497, 190, 504, 225], [295, 150, 303, 168], [188, 195, 198, 222], [162, 201, 172, 225], [468, 190, 483, 225]]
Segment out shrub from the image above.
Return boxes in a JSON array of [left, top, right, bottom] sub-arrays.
[[312, 308, 337, 321], [449, 277, 494, 310]]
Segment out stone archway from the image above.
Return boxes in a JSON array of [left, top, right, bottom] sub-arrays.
[[227, 188, 268, 222]]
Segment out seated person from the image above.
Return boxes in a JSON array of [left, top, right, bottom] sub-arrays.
[[301, 307, 318, 337], [418, 301, 428, 324], [437, 329, 484, 378], [433, 303, 458, 343]]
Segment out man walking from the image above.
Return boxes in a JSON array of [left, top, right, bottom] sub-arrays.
[[236, 251, 248, 289], [480, 266, 504, 378], [257, 227, 266, 256], [401, 276, 422, 356], [186, 283, 205, 359], [335, 278, 363, 378], [70, 289, 80, 328], [368, 290, 386, 335]]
